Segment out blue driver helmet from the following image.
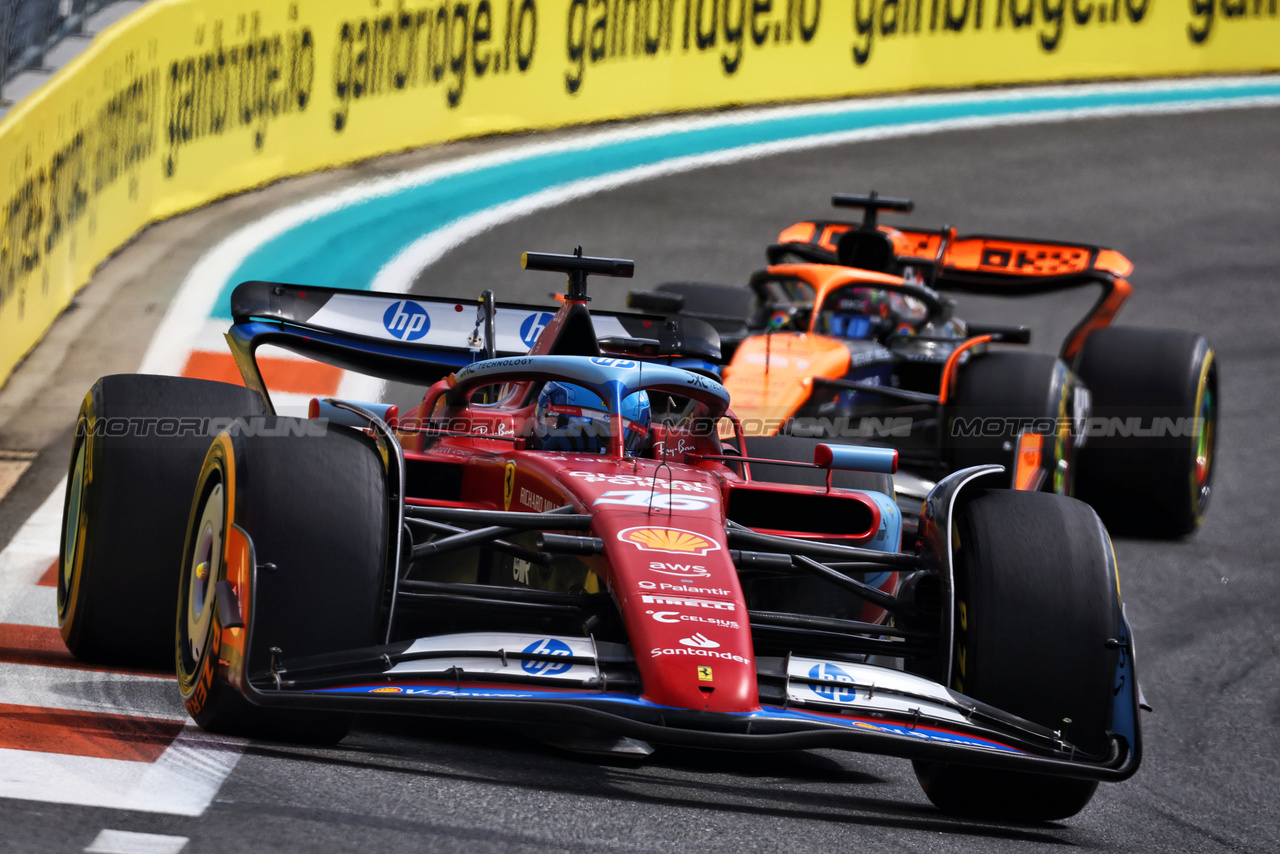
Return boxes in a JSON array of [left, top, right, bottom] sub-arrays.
[[535, 382, 651, 455], [823, 287, 928, 339]]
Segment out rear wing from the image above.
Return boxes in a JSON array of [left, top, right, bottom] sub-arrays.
[[768, 221, 1133, 357], [226, 281, 720, 410]]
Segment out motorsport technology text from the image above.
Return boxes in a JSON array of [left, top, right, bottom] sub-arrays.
[[1, 0, 1277, 389]]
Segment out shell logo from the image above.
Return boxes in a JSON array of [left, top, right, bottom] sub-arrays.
[[618, 526, 722, 556], [372, 686, 404, 694]]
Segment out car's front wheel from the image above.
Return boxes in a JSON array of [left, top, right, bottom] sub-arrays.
[[913, 489, 1122, 822], [177, 418, 390, 743]]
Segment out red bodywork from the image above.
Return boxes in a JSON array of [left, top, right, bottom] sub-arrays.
[[375, 294, 895, 715]]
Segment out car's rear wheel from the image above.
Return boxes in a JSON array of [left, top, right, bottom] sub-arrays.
[[176, 418, 389, 743], [1072, 326, 1216, 537], [58, 375, 267, 669], [946, 352, 1076, 494], [913, 489, 1121, 822]]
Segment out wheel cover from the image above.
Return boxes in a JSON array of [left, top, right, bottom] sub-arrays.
[[182, 480, 224, 674], [58, 438, 87, 617], [1191, 355, 1216, 519]]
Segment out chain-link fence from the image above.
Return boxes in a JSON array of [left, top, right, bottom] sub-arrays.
[[1, 1, 122, 101]]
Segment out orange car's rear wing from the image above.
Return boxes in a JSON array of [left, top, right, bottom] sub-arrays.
[[768, 221, 1133, 359]]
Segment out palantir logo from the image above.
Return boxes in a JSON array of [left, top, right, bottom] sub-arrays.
[[383, 300, 431, 341], [809, 662, 857, 703], [521, 638, 573, 676], [519, 312, 555, 348]]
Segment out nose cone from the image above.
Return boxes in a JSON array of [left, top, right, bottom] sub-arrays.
[[549, 458, 761, 713], [600, 519, 760, 714]]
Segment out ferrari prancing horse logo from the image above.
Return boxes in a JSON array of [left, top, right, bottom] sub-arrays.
[[503, 461, 516, 510]]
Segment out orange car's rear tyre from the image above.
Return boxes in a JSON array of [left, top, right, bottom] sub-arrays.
[[176, 418, 388, 743], [1073, 326, 1216, 538], [913, 489, 1121, 822], [58, 375, 267, 669], [946, 352, 1077, 494]]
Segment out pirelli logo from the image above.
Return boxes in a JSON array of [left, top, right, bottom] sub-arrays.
[[640, 594, 736, 612]]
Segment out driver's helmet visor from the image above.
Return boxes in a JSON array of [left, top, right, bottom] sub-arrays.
[[539, 406, 649, 454], [536, 385, 651, 455], [822, 287, 928, 336]]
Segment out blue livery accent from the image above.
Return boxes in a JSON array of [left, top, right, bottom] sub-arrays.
[[215, 81, 1280, 320], [316, 683, 1026, 753], [383, 300, 431, 341], [311, 399, 397, 428], [519, 312, 556, 348], [863, 489, 903, 555], [816, 443, 898, 474], [452, 355, 730, 419], [520, 638, 574, 676], [807, 662, 858, 703]]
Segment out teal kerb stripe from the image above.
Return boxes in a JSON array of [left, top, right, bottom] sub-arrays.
[[217, 80, 1280, 319]]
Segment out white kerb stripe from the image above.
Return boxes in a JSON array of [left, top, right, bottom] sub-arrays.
[[85, 830, 189, 854]]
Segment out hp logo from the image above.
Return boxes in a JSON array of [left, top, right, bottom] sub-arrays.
[[383, 300, 431, 341], [808, 662, 857, 703], [521, 638, 573, 676], [519, 312, 555, 349]]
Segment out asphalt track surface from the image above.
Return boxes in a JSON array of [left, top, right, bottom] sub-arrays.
[[1, 104, 1278, 852]]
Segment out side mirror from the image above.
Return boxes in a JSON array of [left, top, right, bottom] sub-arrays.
[[814, 443, 898, 474], [310, 398, 399, 429]]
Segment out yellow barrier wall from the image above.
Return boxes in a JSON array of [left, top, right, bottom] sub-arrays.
[[2, 0, 1277, 384]]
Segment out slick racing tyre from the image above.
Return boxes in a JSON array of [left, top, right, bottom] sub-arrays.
[[176, 418, 388, 743], [946, 352, 1077, 494], [58, 375, 268, 669], [1072, 326, 1216, 538], [913, 489, 1122, 822]]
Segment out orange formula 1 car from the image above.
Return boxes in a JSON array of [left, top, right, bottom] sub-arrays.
[[629, 193, 1216, 538]]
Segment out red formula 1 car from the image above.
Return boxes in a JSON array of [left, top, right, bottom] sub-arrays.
[[629, 193, 1217, 538], [58, 251, 1142, 822]]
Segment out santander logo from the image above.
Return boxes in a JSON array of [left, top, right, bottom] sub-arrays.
[[678, 633, 720, 649]]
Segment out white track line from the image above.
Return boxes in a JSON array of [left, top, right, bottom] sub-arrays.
[[0, 481, 245, 816], [138, 77, 1280, 381], [0, 662, 184, 719], [369, 92, 1280, 294], [86, 830, 190, 854], [7, 76, 1280, 817], [0, 727, 243, 816]]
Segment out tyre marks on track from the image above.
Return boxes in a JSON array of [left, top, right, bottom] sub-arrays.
[[0, 486, 244, 815]]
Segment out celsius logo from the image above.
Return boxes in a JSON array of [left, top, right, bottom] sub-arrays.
[[809, 662, 857, 703], [679, 633, 719, 649], [383, 300, 430, 341], [519, 312, 555, 348], [520, 638, 573, 676]]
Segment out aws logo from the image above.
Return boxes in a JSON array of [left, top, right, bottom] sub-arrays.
[[618, 527, 721, 557]]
